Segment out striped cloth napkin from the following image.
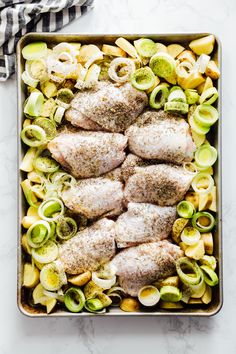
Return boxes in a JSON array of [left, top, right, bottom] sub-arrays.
[[0, 0, 94, 81]]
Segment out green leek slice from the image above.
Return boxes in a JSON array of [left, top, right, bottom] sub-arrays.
[[177, 201, 195, 218], [26, 220, 51, 248], [160, 286, 182, 302], [21, 125, 46, 147], [56, 88, 74, 105], [199, 87, 218, 105], [134, 38, 157, 58], [149, 84, 169, 109], [200, 265, 219, 286], [34, 155, 59, 173], [21, 179, 38, 207], [199, 255, 217, 270], [85, 298, 104, 313], [130, 67, 156, 90], [22, 42, 48, 60], [51, 105, 65, 124], [195, 144, 217, 168], [149, 52, 176, 79], [188, 273, 206, 298], [40, 261, 67, 291], [180, 227, 201, 245], [64, 287, 85, 313], [168, 88, 186, 103], [193, 104, 219, 127], [56, 217, 77, 241], [191, 172, 214, 194], [176, 257, 201, 285], [192, 212, 215, 233], [24, 91, 44, 117], [185, 89, 199, 104], [32, 240, 58, 264], [189, 114, 210, 135], [34, 117, 57, 140], [38, 197, 65, 222], [20, 147, 37, 172], [164, 101, 189, 114]]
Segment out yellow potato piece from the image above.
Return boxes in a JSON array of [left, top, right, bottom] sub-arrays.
[[23, 119, 31, 128], [198, 192, 213, 211], [201, 233, 213, 255], [157, 276, 180, 288], [185, 240, 205, 260], [102, 44, 126, 57], [115, 38, 139, 59], [185, 192, 199, 210], [181, 72, 205, 89], [205, 60, 220, 80], [27, 205, 39, 217], [120, 298, 140, 312], [77, 44, 100, 63], [20, 147, 37, 172], [68, 271, 91, 286], [34, 260, 44, 270], [209, 186, 217, 212], [21, 234, 31, 255], [167, 44, 185, 58], [188, 298, 203, 304], [69, 42, 81, 51], [23, 263, 40, 288], [33, 283, 47, 305], [177, 50, 196, 65], [189, 35, 215, 55], [159, 301, 183, 309], [172, 218, 189, 244], [46, 298, 57, 314], [22, 215, 40, 229], [155, 42, 168, 54], [191, 130, 205, 148], [179, 241, 188, 252], [84, 64, 100, 83], [202, 285, 212, 304], [197, 76, 213, 94]]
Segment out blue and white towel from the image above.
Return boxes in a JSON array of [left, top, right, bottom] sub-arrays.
[[0, 0, 94, 81]]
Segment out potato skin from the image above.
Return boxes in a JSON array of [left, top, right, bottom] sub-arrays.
[[120, 298, 140, 312]]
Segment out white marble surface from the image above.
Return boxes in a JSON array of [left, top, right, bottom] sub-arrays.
[[0, 0, 235, 353]]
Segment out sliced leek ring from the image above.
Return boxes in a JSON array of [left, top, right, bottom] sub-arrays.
[[168, 88, 186, 103], [160, 286, 182, 302], [150, 52, 176, 79], [51, 105, 65, 124], [34, 117, 57, 140], [38, 198, 64, 222], [176, 257, 202, 285], [85, 298, 105, 313], [64, 287, 85, 313], [180, 227, 201, 245], [40, 261, 67, 291], [185, 89, 199, 104], [108, 57, 135, 83], [193, 104, 219, 127], [21, 71, 38, 87], [188, 273, 206, 298], [21, 125, 46, 147], [191, 172, 214, 194], [199, 87, 219, 105], [138, 285, 160, 306], [34, 155, 59, 173], [164, 101, 189, 114], [189, 114, 210, 135], [25, 59, 48, 81], [199, 255, 217, 270], [149, 84, 169, 109], [32, 240, 58, 264], [192, 54, 210, 74], [183, 162, 199, 175], [21, 179, 38, 207], [130, 67, 156, 90], [200, 265, 219, 286], [192, 212, 215, 233], [176, 61, 193, 79], [56, 217, 77, 241], [22, 42, 48, 60], [92, 263, 116, 290], [195, 144, 217, 168], [24, 91, 44, 117], [177, 201, 195, 219], [134, 38, 157, 58], [26, 220, 51, 248]]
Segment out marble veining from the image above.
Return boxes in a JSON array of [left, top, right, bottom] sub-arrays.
[[0, 0, 236, 353]]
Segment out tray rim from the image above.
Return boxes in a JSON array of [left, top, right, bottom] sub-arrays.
[[16, 32, 223, 318]]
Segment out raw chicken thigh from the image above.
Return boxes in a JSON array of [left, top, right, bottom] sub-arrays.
[[48, 129, 127, 178], [65, 81, 148, 132], [124, 164, 193, 206], [126, 110, 196, 163], [115, 203, 176, 248], [111, 240, 183, 296], [59, 218, 116, 274], [61, 177, 124, 219]]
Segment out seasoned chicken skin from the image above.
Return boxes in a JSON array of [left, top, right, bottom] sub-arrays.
[[124, 164, 193, 206], [115, 203, 176, 248], [48, 130, 127, 178], [111, 240, 183, 296], [65, 81, 148, 132], [126, 110, 196, 163], [61, 178, 124, 219], [59, 219, 116, 274]]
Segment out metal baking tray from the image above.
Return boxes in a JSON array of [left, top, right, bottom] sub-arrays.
[[17, 33, 222, 317]]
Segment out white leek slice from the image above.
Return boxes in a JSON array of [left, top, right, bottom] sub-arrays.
[[168, 88, 186, 103], [193, 54, 210, 74], [108, 57, 135, 83], [22, 42, 48, 60], [40, 260, 67, 291], [180, 227, 201, 245], [84, 51, 103, 70], [21, 71, 38, 87], [191, 172, 214, 194], [138, 285, 160, 306], [195, 144, 217, 168], [199, 87, 219, 105], [24, 91, 44, 117], [20, 147, 37, 172], [32, 240, 58, 264], [38, 197, 65, 222]]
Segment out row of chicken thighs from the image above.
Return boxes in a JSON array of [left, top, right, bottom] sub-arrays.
[[47, 81, 196, 297]]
